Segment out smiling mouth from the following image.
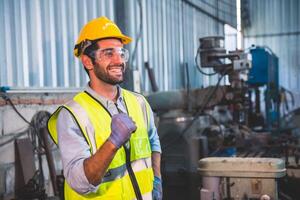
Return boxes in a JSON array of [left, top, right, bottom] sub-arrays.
[[108, 65, 125, 73]]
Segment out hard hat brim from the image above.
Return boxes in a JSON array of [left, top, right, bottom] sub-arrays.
[[116, 35, 132, 45]]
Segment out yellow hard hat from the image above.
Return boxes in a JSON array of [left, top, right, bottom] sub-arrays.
[[74, 16, 132, 57]]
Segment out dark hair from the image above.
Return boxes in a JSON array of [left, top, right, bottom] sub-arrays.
[[82, 39, 101, 75]]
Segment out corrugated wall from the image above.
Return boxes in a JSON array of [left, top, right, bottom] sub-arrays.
[[126, 0, 233, 91], [243, 0, 300, 93], [0, 0, 236, 92], [0, 0, 115, 88]]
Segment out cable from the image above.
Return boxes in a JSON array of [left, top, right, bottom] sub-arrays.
[[1, 92, 51, 198], [0, 92, 32, 147], [0, 92, 49, 151], [202, 112, 223, 136], [182, 0, 228, 25], [129, 0, 143, 70], [0, 92, 31, 124], [218, 0, 236, 8], [162, 72, 226, 150], [195, 46, 218, 76], [200, 0, 236, 16], [282, 87, 295, 108]]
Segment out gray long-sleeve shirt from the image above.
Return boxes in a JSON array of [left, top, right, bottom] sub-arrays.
[[56, 85, 161, 194]]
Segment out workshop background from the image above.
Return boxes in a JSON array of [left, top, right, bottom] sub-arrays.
[[0, 0, 300, 200]]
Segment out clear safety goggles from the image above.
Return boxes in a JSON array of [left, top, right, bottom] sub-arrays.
[[92, 47, 129, 62]]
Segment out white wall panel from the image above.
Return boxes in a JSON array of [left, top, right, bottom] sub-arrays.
[[243, 0, 300, 100], [0, 0, 115, 88], [0, 0, 236, 91]]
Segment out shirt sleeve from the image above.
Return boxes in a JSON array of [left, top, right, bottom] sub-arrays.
[[56, 108, 99, 194], [147, 103, 162, 153]]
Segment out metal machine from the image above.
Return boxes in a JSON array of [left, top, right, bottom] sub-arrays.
[[198, 157, 286, 200], [199, 36, 251, 73], [147, 36, 253, 200], [247, 46, 280, 133], [147, 36, 299, 199]]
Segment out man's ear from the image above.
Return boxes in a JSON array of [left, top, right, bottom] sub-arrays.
[[81, 55, 94, 71]]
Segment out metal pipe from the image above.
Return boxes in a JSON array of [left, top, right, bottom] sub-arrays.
[[41, 127, 59, 196], [2, 87, 82, 94], [145, 62, 159, 92]]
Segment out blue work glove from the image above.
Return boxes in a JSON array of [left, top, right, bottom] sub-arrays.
[[108, 113, 137, 148], [152, 176, 163, 200]]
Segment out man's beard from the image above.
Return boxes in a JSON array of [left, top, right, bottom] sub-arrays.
[[94, 63, 125, 85]]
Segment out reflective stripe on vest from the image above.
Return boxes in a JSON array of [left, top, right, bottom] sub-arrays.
[[47, 89, 154, 200], [64, 158, 153, 200]]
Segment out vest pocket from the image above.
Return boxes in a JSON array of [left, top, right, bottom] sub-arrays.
[[130, 137, 151, 159]]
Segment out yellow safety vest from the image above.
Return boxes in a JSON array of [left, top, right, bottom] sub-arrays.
[[48, 89, 154, 200]]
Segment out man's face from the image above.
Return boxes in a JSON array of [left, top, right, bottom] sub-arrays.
[[92, 39, 127, 85]]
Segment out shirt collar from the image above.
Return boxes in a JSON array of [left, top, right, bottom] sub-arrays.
[[84, 84, 123, 108]]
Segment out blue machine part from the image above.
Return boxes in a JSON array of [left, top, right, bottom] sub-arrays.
[[212, 147, 237, 157], [0, 86, 10, 93], [247, 46, 280, 132], [248, 47, 279, 86]]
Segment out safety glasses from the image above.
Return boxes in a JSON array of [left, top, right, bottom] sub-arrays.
[[92, 47, 129, 62]]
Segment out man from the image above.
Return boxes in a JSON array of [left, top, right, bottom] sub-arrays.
[[48, 16, 162, 200]]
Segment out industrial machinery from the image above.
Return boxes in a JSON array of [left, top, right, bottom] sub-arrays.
[[198, 36, 251, 125], [196, 37, 300, 200], [199, 36, 251, 74], [147, 36, 299, 199], [198, 157, 286, 200], [147, 36, 253, 200], [247, 46, 280, 132]]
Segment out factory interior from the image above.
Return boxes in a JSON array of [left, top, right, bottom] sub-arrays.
[[0, 0, 300, 199]]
